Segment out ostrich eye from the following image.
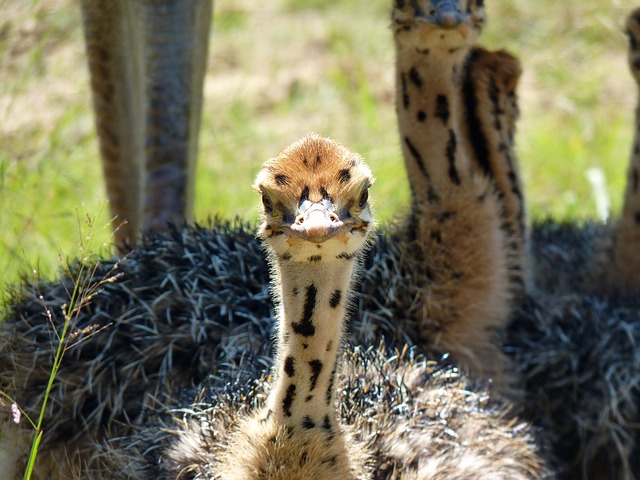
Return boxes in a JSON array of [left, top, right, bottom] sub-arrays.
[[358, 189, 369, 209], [262, 195, 273, 214]]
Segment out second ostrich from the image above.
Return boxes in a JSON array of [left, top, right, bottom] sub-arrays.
[[160, 133, 541, 479], [205, 133, 376, 477]]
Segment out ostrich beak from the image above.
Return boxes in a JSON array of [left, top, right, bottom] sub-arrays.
[[290, 202, 345, 243], [424, 1, 468, 29]]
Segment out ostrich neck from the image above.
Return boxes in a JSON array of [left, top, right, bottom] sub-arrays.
[[266, 259, 356, 430], [395, 38, 471, 199]]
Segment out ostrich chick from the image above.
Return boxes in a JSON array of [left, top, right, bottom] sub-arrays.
[[201, 133, 374, 479]]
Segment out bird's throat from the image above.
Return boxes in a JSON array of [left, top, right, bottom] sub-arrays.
[[266, 259, 356, 431]]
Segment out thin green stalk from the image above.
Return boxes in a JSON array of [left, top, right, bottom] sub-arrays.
[[23, 284, 78, 480], [13, 208, 116, 480]]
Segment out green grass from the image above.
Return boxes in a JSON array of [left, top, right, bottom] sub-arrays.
[[0, 0, 636, 291]]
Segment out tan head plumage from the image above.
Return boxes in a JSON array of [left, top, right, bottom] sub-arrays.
[[254, 133, 374, 262]]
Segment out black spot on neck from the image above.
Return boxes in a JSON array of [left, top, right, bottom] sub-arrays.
[[401, 72, 410, 109], [417, 110, 427, 122], [487, 76, 503, 132], [292, 284, 317, 337], [325, 366, 336, 405], [302, 416, 316, 429], [329, 290, 342, 308], [308, 359, 323, 391], [446, 130, 461, 185], [435, 94, 450, 124], [284, 356, 295, 377], [462, 54, 484, 171], [404, 136, 430, 180], [408, 66, 423, 87], [283, 384, 296, 417], [323, 415, 332, 431]]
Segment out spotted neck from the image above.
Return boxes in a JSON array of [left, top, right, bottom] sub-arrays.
[[265, 256, 357, 431], [394, 30, 473, 203]]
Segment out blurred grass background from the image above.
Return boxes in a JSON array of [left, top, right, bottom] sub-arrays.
[[0, 0, 636, 291]]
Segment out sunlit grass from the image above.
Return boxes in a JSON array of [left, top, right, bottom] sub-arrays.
[[1, 0, 637, 291]]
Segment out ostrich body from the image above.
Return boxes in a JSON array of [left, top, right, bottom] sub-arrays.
[[161, 346, 542, 480]]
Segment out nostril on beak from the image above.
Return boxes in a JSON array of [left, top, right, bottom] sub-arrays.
[[440, 12, 459, 28], [329, 213, 339, 223]]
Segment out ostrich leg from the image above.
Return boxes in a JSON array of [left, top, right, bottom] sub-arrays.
[[610, 7, 640, 292], [80, 0, 212, 247]]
